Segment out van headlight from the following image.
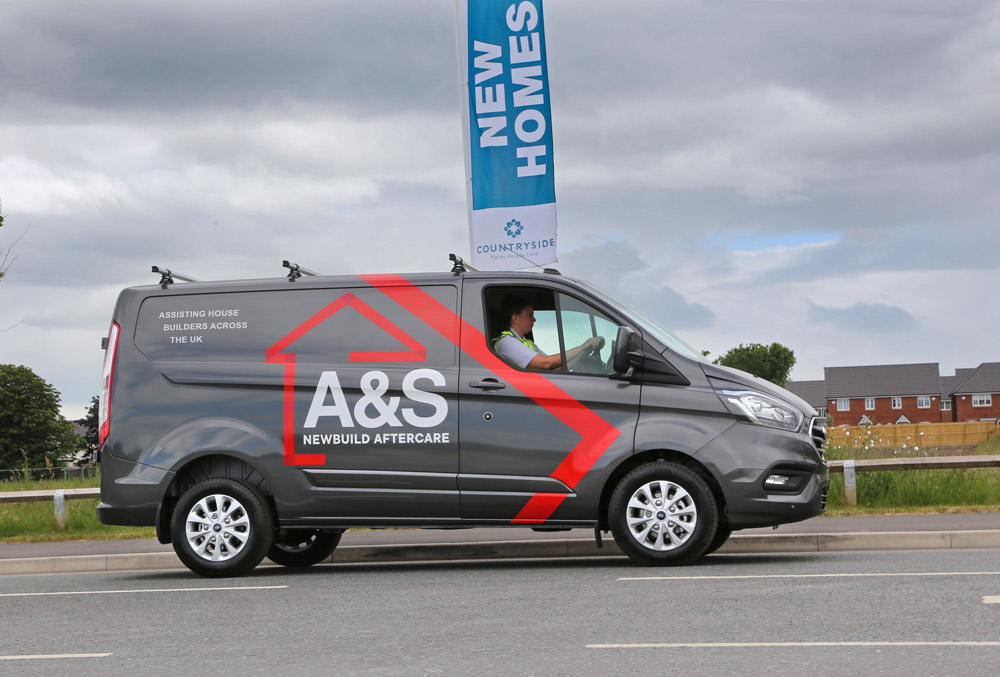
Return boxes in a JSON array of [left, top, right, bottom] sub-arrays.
[[716, 389, 804, 432]]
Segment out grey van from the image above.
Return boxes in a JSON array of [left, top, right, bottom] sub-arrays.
[[97, 257, 828, 577]]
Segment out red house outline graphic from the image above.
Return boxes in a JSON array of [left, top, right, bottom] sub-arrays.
[[264, 291, 427, 466]]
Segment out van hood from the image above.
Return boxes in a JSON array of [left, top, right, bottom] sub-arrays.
[[700, 362, 816, 417]]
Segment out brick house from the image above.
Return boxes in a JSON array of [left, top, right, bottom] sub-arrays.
[[951, 362, 1000, 422], [940, 368, 975, 422], [824, 363, 944, 426]]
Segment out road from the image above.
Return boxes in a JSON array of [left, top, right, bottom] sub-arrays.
[[2, 549, 999, 675]]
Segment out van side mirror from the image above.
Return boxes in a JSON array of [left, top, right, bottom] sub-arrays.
[[612, 326, 641, 378]]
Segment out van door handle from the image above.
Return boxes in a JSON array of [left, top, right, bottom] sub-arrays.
[[470, 378, 506, 391]]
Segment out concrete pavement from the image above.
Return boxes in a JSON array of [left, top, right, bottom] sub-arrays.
[[1, 512, 998, 576]]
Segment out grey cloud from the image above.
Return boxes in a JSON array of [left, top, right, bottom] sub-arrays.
[[0, 1, 457, 118], [558, 240, 716, 330], [805, 300, 918, 333]]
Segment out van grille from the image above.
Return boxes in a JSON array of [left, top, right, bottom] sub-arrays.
[[810, 417, 827, 458]]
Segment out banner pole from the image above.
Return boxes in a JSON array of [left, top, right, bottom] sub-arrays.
[[454, 0, 474, 261]]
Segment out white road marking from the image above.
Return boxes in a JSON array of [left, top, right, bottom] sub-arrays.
[[619, 571, 1000, 581], [588, 642, 1000, 649], [0, 653, 113, 661], [0, 585, 287, 598], [984, 596, 1000, 604]]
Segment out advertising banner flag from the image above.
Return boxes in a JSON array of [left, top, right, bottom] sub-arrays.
[[456, 0, 557, 270]]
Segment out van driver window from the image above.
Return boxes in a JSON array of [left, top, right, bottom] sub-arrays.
[[487, 287, 618, 376]]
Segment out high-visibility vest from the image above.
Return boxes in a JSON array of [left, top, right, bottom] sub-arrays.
[[492, 330, 536, 351]]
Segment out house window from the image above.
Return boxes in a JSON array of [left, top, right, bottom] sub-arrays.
[[972, 394, 992, 407], [941, 400, 952, 411], [865, 398, 875, 410], [917, 396, 930, 409], [891, 397, 902, 409], [837, 399, 850, 411]]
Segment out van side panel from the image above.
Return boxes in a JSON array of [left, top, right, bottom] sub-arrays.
[[102, 280, 463, 524]]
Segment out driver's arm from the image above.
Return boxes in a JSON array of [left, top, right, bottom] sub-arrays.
[[527, 337, 603, 371], [564, 336, 603, 369]]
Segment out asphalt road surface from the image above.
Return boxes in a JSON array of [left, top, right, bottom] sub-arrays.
[[2, 549, 999, 676]]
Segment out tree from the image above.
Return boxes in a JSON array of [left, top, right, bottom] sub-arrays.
[[77, 395, 101, 465], [0, 364, 85, 470], [713, 342, 796, 387]]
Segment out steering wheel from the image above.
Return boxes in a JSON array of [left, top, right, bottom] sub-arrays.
[[573, 337, 606, 374]]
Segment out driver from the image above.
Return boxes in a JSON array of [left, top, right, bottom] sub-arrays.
[[493, 296, 604, 370]]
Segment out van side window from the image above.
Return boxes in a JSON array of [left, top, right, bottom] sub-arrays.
[[484, 286, 619, 376], [556, 293, 618, 376]]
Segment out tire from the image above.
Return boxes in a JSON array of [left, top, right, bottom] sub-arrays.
[[703, 525, 733, 556], [268, 529, 343, 568], [170, 478, 275, 578], [608, 461, 718, 566]]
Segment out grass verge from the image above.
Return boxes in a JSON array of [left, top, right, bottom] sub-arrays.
[[1, 499, 156, 543], [821, 437, 1000, 515]]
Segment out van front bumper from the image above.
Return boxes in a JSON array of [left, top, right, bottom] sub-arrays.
[[725, 471, 829, 529], [693, 422, 829, 530]]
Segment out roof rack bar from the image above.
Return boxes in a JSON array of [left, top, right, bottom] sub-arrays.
[[449, 253, 480, 274], [151, 266, 200, 286], [283, 260, 319, 280]]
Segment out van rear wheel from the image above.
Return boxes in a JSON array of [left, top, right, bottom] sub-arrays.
[[609, 461, 718, 566], [268, 529, 343, 567], [170, 478, 274, 578]]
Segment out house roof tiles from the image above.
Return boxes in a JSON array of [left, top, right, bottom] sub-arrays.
[[953, 363, 1000, 394], [824, 363, 942, 399], [942, 368, 977, 396], [785, 380, 826, 408]]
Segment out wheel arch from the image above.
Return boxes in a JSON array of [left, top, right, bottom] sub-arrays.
[[597, 449, 727, 532], [156, 454, 274, 544]]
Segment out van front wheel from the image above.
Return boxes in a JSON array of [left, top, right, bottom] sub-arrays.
[[170, 478, 274, 578], [268, 529, 343, 567], [609, 461, 718, 566]]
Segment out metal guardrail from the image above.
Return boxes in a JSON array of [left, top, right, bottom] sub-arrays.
[[0, 488, 101, 503], [0, 488, 100, 529], [827, 454, 1000, 505], [827, 454, 1000, 473]]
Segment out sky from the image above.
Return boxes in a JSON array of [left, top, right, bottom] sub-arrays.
[[1, 0, 998, 420]]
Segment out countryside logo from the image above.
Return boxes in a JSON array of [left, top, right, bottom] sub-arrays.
[[504, 219, 523, 238]]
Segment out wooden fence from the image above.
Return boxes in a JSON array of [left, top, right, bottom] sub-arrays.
[[827, 421, 1000, 448]]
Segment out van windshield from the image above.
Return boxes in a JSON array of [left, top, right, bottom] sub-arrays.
[[576, 280, 706, 362]]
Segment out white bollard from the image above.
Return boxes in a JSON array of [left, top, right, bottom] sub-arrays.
[[54, 489, 66, 529]]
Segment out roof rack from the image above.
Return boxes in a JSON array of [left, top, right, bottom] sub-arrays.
[[151, 266, 200, 287], [449, 253, 480, 274], [283, 260, 320, 280]]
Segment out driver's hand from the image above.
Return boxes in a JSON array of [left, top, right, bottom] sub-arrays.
[[589, 336, 605, 350]]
